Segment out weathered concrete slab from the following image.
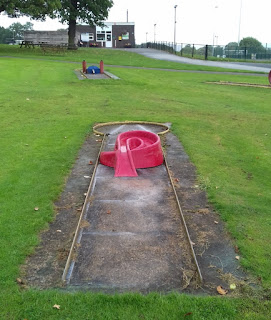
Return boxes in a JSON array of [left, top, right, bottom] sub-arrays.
[[74, 70, 120, 80], [70, 232, 187, 292], [82, 200, 180, 234], [66, 129, 196, 293]]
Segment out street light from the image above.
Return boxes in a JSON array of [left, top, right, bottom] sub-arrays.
[[154, 24, 156, 43], [174, 5, 177, 52], [238, 0, 243, 45], [212, 5, 218, 56]]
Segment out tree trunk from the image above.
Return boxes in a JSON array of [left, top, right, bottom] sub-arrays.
[[68, 19, 77, 49]]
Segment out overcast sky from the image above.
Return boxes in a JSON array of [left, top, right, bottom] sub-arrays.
[[0, 0, 270, 46]]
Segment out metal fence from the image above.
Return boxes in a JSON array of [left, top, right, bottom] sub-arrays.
[[142, 42, 271, 60]]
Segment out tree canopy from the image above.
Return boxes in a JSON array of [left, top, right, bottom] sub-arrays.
[[0, 0, 61, 18], [1, 0, 114, 48], [0, 22, 33, 43], [56, 0, 113, 47], [9, 22, 33, 38], [239, 37, 264, 51], [182, 44, 193, 54], [225, 42, 238, 49], [0, 26, 13, 44]]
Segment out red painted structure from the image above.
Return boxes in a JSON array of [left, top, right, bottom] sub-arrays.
[[100, 60, 104, 74], [82, 60, 87, 73], [100, 131, 164, 177]]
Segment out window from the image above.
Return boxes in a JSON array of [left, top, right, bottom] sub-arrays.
[[97, 33, 105, 41], [89, 33, 94, 41], [81, 33, 89, 42], [122, 32, 129, 40], [96, 27, 112, 42], [107, 34, 111, 41]]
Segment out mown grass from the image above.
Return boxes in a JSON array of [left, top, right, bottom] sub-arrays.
[[0, 52, 271, 318], [1, 290, 271, 320], [0, 44, 262, 73]]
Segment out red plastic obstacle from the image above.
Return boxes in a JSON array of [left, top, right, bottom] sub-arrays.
[[100, 60, 104, 74], [82, 60, 87, 73], [100, 131, 164, 177]]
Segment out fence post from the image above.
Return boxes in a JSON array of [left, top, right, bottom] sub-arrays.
[[180, 43, 183, 56], [244, 47, 247, 60], [205, 45, 208, 60], [192, 44, 195, 58]]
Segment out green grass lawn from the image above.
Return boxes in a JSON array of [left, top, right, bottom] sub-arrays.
[[0, 49, 271, 319], [0, 44, 263, 73]]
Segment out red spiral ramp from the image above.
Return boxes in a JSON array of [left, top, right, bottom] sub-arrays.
[[100, 131, 164, 177]]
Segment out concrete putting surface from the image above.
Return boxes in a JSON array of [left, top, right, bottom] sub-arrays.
[[65, 124, 196, 293], [74, 69, 120, 80], [24, 123, 249, 294]]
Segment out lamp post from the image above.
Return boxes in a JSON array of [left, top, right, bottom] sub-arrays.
[[154, 23, 156, 43], [212, 5, 218, 56], [174, 5, 177, 52], [238, 0, 243, 45]]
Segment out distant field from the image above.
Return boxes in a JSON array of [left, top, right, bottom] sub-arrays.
[[0, 52, 271, 319]]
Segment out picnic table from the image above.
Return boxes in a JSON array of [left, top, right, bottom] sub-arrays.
[[20, 41, 68, 53], [20, 41, 35, 48]]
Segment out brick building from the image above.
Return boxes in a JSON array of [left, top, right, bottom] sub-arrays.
[[76, 22, 135, 48]]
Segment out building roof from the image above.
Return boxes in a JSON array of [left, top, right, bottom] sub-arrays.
[[76, 25, 94, 33], [104, 22, 135, 26]]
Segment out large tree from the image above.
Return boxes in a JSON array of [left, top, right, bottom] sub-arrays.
[[0, 0, 113, 48], [0, 22, 33, 43], [57, 0, 113, 47], [239, 37, 264, 52], [0, 26, 13, 43], [0, 0, 61, 18], [225, 42, 238, 49], [9, 22, 33, 39]]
